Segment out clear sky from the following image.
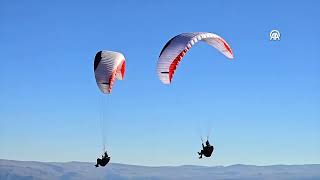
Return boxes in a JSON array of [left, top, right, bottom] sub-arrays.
[[0, 0, 319, 166]]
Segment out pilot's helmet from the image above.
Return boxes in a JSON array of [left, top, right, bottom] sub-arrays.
[[206, 140, 210, 146]]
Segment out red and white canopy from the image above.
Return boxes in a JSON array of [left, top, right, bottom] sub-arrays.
[[94, 50, 126, 94], [157, 32, 234, 84]]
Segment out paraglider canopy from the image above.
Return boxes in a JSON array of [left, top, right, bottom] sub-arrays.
[[94, 50, 126, 94], [156, 32, 234, 84]]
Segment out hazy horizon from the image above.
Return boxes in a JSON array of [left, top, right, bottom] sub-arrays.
[[1, 159, 320, 180]]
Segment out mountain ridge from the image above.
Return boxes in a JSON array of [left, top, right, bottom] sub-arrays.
[[1, 159, 320, 180]]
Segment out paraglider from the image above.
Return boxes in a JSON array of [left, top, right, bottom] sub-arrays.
[[95, 151, 111, 167], [198, 139, 214, 159], [93, 50, 126, 167], [156, 32, 234, 159]]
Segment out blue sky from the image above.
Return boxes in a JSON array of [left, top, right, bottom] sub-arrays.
[[0, 0, 319, 166]]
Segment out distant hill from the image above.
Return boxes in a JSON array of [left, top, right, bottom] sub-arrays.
[[1, 159, 320, 180]]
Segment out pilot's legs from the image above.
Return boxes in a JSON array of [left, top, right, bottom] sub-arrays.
[[95, 159, 101, 167], [198, 150, 204, 159]]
